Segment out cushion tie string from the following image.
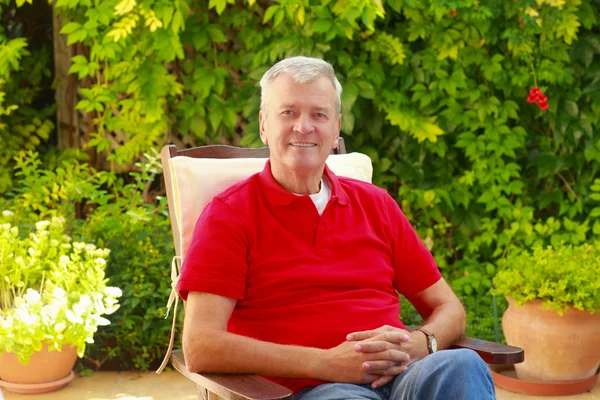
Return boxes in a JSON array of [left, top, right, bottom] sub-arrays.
[[156, 255, 181, 374]]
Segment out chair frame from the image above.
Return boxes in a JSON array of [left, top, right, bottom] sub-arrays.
[[160, 139, 523, 400]]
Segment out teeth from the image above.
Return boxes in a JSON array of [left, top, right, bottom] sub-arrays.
[[290, 143, 316, 147]]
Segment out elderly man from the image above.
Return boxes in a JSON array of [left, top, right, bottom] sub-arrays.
[[177, 56, 495, 400]]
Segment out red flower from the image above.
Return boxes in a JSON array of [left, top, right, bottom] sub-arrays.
[[527, 87, 549, 111]]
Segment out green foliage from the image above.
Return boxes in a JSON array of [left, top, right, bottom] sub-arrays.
[[75, 151, 177, 370], [0, 0, 597, 363], [0, 216, 121, 364], [2, 150, 177, 370], [0, 1, 55, 193], [46, 0, 600, 345], [492, 243, 600, 315]]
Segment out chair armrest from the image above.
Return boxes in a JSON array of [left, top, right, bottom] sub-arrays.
[[171, 349, 294, 400], [449, 336, 524, 365], [406, 327, 524, 365]]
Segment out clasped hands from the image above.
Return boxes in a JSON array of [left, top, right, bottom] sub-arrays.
[[321, 325, 427, 389]]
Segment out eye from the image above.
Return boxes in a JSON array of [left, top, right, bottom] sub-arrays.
[[282, 110, 293, 115], [315, 113, 326, 118]]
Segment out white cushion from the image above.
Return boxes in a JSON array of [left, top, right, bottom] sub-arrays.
[[168, 153, 373, 258]]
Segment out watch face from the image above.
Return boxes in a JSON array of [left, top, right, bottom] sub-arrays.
[[430, 337, 438, 353]]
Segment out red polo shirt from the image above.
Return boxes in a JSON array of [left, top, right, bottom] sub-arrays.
[[177, 161, 441, 393]]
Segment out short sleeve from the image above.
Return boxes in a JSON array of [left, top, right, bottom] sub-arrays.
[[386, 194, 442, 296], [176, 198, 250, 301]]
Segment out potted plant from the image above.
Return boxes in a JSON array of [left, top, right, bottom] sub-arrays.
[[0, 214, 122, 394], [492, 242, 600, 384]]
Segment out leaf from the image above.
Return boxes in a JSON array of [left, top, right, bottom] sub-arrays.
[[556, 12, 581, 45], [207, 25, 227, 43], [564, 100, 578, 119], [190, 116, 206, 139], [413, 121, 444, 143], [60, 22, 82, 35], [341, 81, 359, 111], [356, 81, 375, 99], [263, 5, 278, 24], [296, 6, 305, 25], [273, 9, 285, 28], [312, 19, 333, 33], [209, 107, 223, 131], [67, 29, 88, 45]]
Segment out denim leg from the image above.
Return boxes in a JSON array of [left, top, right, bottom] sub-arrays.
[[389, 349, 496, 400], [295, 383, 383, 400]]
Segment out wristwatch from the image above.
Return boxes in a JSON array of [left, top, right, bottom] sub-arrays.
[[417, 328, 438, 354]]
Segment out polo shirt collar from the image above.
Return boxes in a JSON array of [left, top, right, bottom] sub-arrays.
[[258, 160, 350, 207]]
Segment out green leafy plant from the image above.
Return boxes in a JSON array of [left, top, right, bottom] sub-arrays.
[[2, 149, 177, 370], [0, 215, 122, 364], [1, 0, 598, 358], [492, 242, 600, 315]]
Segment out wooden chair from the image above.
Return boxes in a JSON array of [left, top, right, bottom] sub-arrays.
[[159, 138, 524, 400]]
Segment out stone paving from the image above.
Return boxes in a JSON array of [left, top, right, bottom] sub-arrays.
[[2, 370, 599, 400]]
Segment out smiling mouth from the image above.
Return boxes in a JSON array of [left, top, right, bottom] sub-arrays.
[[289, 143, 316, 148]]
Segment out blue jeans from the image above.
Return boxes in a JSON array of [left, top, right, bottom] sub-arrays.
[[295, 349, 495, 400]]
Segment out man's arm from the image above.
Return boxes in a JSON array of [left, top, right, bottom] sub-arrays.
[[183, 291, 410, 383], [407, 277, 466, 351]]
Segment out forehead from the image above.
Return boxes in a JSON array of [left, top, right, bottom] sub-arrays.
[[267, 74, 336, 108]]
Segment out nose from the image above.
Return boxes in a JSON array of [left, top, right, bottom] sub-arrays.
[[293, 114, 314, 134]]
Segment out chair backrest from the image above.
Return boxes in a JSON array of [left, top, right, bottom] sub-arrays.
[[160, 138, 373, 262]]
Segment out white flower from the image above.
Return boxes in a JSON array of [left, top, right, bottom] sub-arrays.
[[59, 255, 71, 266], [0, 315, 14, 329], [65, 309, 83, 324], [41, 304, 59, 320], [79, 295, 92, 307], [50, 239, 59, 247], [2, 210, 14, 217], [15, 308, 38, 326], [10, 226, 18, 236], [73, 296, 91, 317], [104, 287, 122, 298], [73, 242, 85, 251], [1, 223, 10, 230], [84, 244, 97, 253], [13, 296, 25, 308], [52, 287, 66, 299], [96, 316, 111, 326], [35, 220, 51, 231], [23, 288, 41, 304], [54, 322, 66, 333], [95, 258, 107, 266]]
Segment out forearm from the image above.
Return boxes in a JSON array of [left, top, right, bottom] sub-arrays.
[[184, 328, 324, 379], [419, 300, 466, 350]]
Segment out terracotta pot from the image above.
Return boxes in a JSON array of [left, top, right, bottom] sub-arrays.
[[0, 344, 78, 393], [502, 297, 600, 382]]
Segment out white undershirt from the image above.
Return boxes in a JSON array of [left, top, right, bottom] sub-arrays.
[[294, 177, 332, 215]]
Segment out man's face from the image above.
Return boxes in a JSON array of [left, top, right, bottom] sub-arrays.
[[259, 74, 341, 176]]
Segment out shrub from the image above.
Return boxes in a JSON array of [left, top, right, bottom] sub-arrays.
[[0, 216, 121, 364], [492, 243, 600, 315], [2, 150, 179, 370]]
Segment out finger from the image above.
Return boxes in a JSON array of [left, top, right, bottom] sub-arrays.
[[362, 360, 397, 372], [355, 340, 399, 353], [347, 329, 379, 341], [371, 375, 394, 389], [363, 349, 410, 364], [363, 331, 410, 344], [369, 361, 408, 376], [347, 325, 395, 341]]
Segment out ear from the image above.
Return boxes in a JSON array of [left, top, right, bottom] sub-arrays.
[[259, 110, 268, 145], [333, 114, 342, 149]]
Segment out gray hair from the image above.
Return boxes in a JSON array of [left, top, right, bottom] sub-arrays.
[[260, 56, 343, 116]]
